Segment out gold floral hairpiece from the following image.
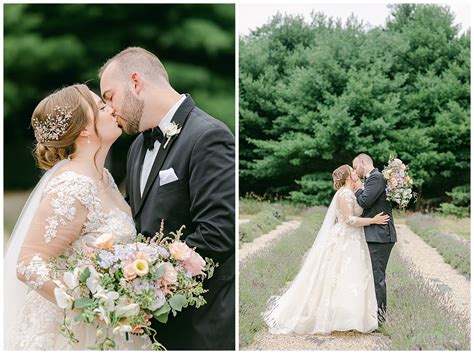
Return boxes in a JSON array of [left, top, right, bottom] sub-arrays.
[[333, 171, 345, 181], [32, 105, 73, 143]]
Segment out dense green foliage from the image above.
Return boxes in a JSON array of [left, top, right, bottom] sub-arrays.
[[240, 4, 470, 209], [439, 185, 470, 218], [4, 4, 235, 189]]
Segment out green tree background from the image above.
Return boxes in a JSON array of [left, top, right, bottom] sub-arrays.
[[4, 3, 235, 190], [240, 4, 470, 211]]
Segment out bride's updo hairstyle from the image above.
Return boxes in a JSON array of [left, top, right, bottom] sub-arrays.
[[332, 164, 351, 190], [32, 84, 99, 170]]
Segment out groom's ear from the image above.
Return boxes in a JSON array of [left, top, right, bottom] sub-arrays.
[[130, 72, 142, 94]]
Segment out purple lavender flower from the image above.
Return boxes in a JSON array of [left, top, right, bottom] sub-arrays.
[[132, 278, 151, 294], [97, 250, 117, 269], [114, 245, 135, 261]]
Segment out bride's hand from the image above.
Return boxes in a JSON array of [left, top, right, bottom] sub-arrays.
[[372, 212, 390, 225]]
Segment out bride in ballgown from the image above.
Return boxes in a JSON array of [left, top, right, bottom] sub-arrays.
[[264, 164, 389, 335], [4, 84, 150, 350]]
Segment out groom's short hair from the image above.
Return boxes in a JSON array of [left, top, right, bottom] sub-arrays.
[[99, 47, 169, 85], [353, 153, 373, 165]]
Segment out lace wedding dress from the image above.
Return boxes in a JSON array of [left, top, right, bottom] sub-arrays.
[[263, 187, 378, 334], [4, 160, 151, 350]]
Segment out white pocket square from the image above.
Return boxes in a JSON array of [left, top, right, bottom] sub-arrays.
[[159, 168, 179, 186]]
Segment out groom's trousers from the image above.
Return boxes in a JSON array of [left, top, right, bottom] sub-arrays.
[[367, 242, 395, 322]]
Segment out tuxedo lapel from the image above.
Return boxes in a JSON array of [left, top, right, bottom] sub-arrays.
[[134, 94, 195, 217], [131, 143, 147, 215]]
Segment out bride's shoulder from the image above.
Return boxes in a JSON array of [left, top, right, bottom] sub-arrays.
[[45, 165, 96, 194], [337, 187, 355, 199]]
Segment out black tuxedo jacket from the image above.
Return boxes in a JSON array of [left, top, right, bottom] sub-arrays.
[[354, 168, 397, 243], [125, 95, 235, 350]]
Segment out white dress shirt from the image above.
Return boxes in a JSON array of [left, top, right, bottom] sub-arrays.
[[140, 95, 186, 196]]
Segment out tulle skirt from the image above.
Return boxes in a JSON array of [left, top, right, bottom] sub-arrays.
[[264, 222, 378, 334]]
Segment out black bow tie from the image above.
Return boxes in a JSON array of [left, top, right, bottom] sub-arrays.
[[142, 127, 164, 151]]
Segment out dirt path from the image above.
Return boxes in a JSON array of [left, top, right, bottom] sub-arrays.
[[395, 223, 470, 317], [247, 331, 390, 350], [239, 219, 302, 263], [246, 222, 470, 350]]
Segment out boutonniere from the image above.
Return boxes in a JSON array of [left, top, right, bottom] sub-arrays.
[[163, 122, 182, 149]]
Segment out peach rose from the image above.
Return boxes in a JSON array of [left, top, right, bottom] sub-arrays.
[[169, 241, 192, 261], [94, 233, 114, 250], [162, 262, 178, 284], [133, 251, 150, 262], [123, 262, 137, 280], [183, 250, 206, 276]]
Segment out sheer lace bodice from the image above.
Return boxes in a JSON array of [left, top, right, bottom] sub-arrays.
[[335, 187, 363, 226], [10, 167, 148, 350]]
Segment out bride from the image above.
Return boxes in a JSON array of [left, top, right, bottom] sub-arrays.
[[4, 84, 151, 350], [264, 164, 389, 335]]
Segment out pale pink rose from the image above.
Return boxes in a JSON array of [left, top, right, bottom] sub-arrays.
[[400, 164, 406, 171], [123, 262, 137, 280], [94, 233, 114, 250], [183, 250, 206, 276], [132, 259, 149, 277], [390, 178, 398, 188], [162, 262, 178, 284], [169, 241, 192, 261], [392, 158, 403, 166]]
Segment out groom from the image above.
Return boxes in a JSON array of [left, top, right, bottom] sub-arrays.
[[99, 47, 235, 350], [352, 153, 397, 324]]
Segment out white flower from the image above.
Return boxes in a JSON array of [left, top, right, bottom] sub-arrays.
[[94, 306, 111, 326], [54, 287, 74, 309], [63, 268, 80, 290], [112, 324, 133, 335], [115, 303, 140, 318], [163, 122, 181, 149], [85, 266, 101, 294], [94, 288, 119, 312], [163, 122, 181, 138]]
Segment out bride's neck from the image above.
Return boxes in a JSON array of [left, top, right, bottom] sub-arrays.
[[344, 180, 352, 188], [70, 143, 111, 178]]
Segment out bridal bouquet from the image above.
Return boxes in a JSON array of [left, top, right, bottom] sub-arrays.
[[382, 155, 415, 209], [49, 223, 217, 350]]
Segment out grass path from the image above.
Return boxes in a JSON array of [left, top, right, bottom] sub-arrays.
[[395, 223, 470, 317], [239, 218, 302, 262]]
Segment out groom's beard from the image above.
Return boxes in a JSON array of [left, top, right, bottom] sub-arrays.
[[117, 88, 144, 135]]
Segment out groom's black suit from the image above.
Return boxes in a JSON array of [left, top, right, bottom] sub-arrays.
[[354, 168, 396, 321], [125, 95, 235, 350]]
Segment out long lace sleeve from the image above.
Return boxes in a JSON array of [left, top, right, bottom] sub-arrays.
[[338, 189, 373, 228], [16, 171, 96, 305]]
